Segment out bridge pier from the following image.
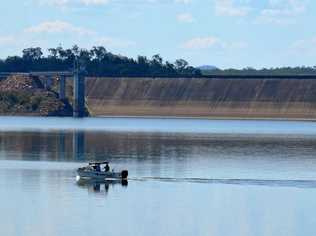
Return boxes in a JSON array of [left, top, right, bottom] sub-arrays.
[[58, 76, 66, 100], [73, 71, 85, 118], [58, 132, 66, 160], [0, 71, 87, 117], [44, 76, 53, 90], [73, 131, 85, 160]]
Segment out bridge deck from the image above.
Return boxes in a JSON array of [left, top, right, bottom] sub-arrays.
[[1, 72, 316, 79], [0, 71, 73, 78]]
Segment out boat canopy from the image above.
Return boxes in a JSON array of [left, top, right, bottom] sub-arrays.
[[88, 161, 109, 165]]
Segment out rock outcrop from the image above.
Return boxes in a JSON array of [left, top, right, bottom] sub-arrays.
[[0, 76, 72, 116]]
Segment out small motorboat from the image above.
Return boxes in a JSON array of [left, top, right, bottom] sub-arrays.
[[77, 161, 128, 180]]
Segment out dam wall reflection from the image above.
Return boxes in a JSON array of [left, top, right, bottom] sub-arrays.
[[0, 130, 200, 163], [2, 130, 316, 162], [3, 130, 316, 179]]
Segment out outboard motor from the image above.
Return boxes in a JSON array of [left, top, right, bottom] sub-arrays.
[[121, 170, 128, 179]]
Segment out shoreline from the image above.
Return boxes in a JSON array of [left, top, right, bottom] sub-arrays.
[[1, 114, 316, 122], [95, 115, 316, 122]]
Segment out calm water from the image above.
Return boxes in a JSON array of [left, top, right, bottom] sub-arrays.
[[1, 117, 316, 236]]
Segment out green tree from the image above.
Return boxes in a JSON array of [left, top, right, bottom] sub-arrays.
[[22, 47, 43, 61]]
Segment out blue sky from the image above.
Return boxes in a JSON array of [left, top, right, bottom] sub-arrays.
[[0, 0, 314, 69]]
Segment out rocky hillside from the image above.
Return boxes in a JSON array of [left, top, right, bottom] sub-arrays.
[[0, 76, 72, 116], [85, 77, 316, 119]]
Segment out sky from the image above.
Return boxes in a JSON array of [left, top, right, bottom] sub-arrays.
[[0, 0, 315, 69]]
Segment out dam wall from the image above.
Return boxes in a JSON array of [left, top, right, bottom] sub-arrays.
[[85, 77, 316, 119]]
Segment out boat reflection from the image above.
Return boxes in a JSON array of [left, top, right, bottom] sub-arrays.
[[76, 177, 128, 195]]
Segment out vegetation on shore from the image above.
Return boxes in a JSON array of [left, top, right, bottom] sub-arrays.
[[0, 46, 201, 77]]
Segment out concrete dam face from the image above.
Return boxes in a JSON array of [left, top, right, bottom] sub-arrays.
[[85, 77, 316, 119]]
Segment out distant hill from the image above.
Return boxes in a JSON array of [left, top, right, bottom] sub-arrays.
[[202, 67, 316, 76], [197, 65, 218, 71]]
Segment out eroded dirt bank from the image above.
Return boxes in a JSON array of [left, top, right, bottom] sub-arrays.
[[85, 77, 316, 119]]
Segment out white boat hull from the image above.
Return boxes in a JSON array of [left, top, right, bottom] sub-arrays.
[[77, 168, 128, 180]]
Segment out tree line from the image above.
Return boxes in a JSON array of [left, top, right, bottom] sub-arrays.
[[1, 46, 315, 77], [202, 66, 316, 76], [0, 46, 201, 77]]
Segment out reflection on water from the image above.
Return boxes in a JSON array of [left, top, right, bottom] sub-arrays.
[[73, 131, 85, 160], [2, 118, 316, 236], [76, 178, 128, 196], [2, 130, 316, 180]]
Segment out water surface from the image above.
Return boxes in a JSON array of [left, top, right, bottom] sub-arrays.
[[1, 117, 316, 236]]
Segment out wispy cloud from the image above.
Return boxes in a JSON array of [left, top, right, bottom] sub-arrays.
[[291, 36, 316, 54], [80, 0, 111, 5], [39, 0, 111, 7], [181, 36, 247, 50], [95, 37, 136, 49], [23, 21, 135, 50], [38, 0, 70, 7], [214, 0, 252, 17], [24, 21, 94, 35], [213, 0, 308, 25], [177, 13, 195, 23], [39, 0, 191, 7], [39, 0, 70, 7], [181, 37, 220, 49], [256, 0, 308, 25], [0, 36, 16, 46], [174, 0, 192, 4], [145, 0, 192, 3]]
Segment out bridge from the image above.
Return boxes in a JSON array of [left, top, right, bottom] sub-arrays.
[[0, 71, 86, 118]]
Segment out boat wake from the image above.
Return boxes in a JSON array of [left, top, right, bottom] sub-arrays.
[[129, 177, 316, 189]]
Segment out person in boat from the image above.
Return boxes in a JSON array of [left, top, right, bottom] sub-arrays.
[[104, 163, 110, 172], [94, 164, 101, 172]]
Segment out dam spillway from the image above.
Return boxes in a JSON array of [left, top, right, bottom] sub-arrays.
[[85, 77, 316, 119]]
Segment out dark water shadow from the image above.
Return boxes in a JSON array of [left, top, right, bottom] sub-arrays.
[[76, 178, 128, 196]]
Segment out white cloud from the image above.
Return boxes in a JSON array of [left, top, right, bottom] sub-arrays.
[[256, 0, 307, 25], [214, 0, 252, 17], [177, 13, 195, 23], [95, 37, 135, 49], [80, 0, 110, 5], [10, 21, 134, 51], [146, 0, 192, 3], [0, 36, 16, 45], [181, 37, 220, 49], [39, 0, 110, 6], [40, 0, 192, 7], [25, 21, 94, 35], [39, 0, 70, 6], [291, 36, 316, 54], [174, 0, 192, 4], [181, 36, 247, 50]]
